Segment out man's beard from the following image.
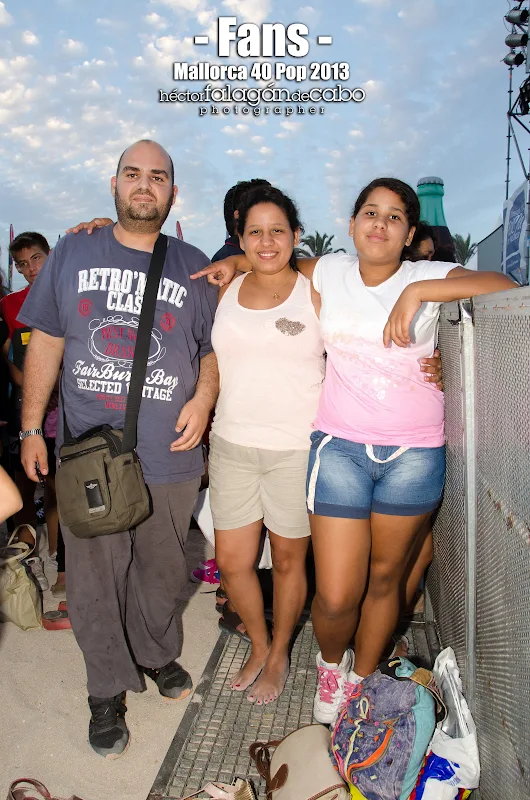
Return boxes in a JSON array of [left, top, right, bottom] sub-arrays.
[[114, 187, 173, 233]]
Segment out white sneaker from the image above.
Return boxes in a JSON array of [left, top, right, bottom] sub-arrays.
[[313, 649, 354, 725], [25, 556, 49, 591]]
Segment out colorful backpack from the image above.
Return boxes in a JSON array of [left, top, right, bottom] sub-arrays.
[[330, 657, 445, 800]]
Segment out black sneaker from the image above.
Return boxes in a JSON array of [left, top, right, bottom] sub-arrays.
[[141, 661, 192, 700], [88, 692, 129, 758]]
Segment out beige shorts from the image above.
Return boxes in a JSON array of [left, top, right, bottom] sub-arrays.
[[208, 434, 310, 539]]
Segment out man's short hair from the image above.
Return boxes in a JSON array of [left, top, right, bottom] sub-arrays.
[[9, 232, 50, 259], [223, 179, 271, 235], [116, 139, 175, 185]]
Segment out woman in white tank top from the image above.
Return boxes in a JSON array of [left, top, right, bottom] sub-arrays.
[[208, 186, 324, 706]]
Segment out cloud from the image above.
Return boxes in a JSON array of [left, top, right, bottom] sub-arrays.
[[221, 124, 250, 135], [349, 129, 363, 137], [251, 135, 263, 143], [144, 12, 168, 30], [46, 117, 72, 130], [281, 121, 302, 132], [344, 25, 365, 35], [276, 120, 302, 138], [22, 31, 39, 46], [222, 0, 272, 25], [155, 0, 204, 11], [225, 149, 245, 156], [137, 34, 196, 77], [397, 0, 438, 27], [0, 2, 13, 26], [62, 39, 86, 55], [297, 6, 320, 26], [96, 18, 121, 28], [259, 146, 273, 155]]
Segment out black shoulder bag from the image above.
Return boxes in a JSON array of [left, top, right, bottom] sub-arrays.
[[55, 234, 168, 538]]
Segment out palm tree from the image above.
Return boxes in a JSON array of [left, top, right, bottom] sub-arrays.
[[452, 233, 477, 265], [295, 231, 346, 257]]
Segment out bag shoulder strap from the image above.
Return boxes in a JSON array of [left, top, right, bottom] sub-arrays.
[[122, 233, 168, 453], [0, 525, 36, 566], [62, 234, 168, 450]]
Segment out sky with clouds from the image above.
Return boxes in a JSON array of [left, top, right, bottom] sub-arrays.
[[0, 0, 519, 288]]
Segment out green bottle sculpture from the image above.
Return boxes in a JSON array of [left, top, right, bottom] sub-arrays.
[[417, 177, 454, 254]]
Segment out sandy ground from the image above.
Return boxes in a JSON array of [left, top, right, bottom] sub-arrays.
[[0, 527, 218, 800]]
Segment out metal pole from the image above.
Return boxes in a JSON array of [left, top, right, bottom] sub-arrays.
[[526, 148, 530, 284], [507, 65, 513, 200], [460, 301, 477, 717]]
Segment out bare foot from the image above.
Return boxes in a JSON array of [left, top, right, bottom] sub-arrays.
[[247, 653, 289, 705], [230, 647, 270, 692]]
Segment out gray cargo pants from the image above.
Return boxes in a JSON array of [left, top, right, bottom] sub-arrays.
[[62, 478, 200, 698]]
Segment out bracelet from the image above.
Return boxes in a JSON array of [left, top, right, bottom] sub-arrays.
[[19, 428, 44, 441]]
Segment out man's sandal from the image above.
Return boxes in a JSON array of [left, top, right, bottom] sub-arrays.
[[215, 586, 229, 614]]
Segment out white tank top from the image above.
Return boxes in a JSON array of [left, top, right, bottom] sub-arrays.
[[211, 272, 325, 450]]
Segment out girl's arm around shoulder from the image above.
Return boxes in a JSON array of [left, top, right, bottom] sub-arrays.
[[190, 253, 250, 287]]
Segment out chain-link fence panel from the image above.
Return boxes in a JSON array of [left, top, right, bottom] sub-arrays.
[[426, 303, 469, 685], [472, 291, 530, 800]]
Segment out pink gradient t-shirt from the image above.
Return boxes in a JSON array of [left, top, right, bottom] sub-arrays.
[[313, 254, 455, 448]]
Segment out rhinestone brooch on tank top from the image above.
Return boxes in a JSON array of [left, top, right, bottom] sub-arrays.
[[275, 318, 306, 336]]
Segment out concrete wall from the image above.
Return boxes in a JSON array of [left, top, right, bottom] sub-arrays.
[[476, 225, 503, 272]]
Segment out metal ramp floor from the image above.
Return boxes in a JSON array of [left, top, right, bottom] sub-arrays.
[[148, 619, 436, 800]]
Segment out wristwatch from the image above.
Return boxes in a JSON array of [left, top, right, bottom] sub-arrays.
[[19, 428, 44, 441]]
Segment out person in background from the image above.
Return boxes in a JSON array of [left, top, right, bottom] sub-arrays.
[[1, 233, 56, 590], [0, 267, 10, 467], [400, 221, 441, 616], [211, 178, 271, 264], [403, 221, 436, 262], [209, 177, 273, 638], [432, 244, 457, 262]]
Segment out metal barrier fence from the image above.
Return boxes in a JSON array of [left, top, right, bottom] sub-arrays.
[[426, 288, 530, 800]]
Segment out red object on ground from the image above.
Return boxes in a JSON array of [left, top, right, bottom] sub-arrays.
[[42, 601, 71, 631]]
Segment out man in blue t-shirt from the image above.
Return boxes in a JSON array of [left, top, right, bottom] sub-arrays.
[[18, 139, 218, 759]]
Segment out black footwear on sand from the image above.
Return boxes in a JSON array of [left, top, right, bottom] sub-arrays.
[[141, 660, 192, 700], [88, 692, 129, 759]]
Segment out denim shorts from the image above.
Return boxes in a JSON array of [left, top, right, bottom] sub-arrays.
[[306, 431, 445, 519]]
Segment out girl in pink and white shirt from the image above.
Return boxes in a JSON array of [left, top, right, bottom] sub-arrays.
[[302, 178, 514, 723]]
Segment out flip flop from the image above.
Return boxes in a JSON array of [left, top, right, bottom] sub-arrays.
[[218, 608, 251, 644], [215, 586, 229, 614]]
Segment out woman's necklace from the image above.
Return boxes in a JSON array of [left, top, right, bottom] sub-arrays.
[[270, 272, 296, 301]]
